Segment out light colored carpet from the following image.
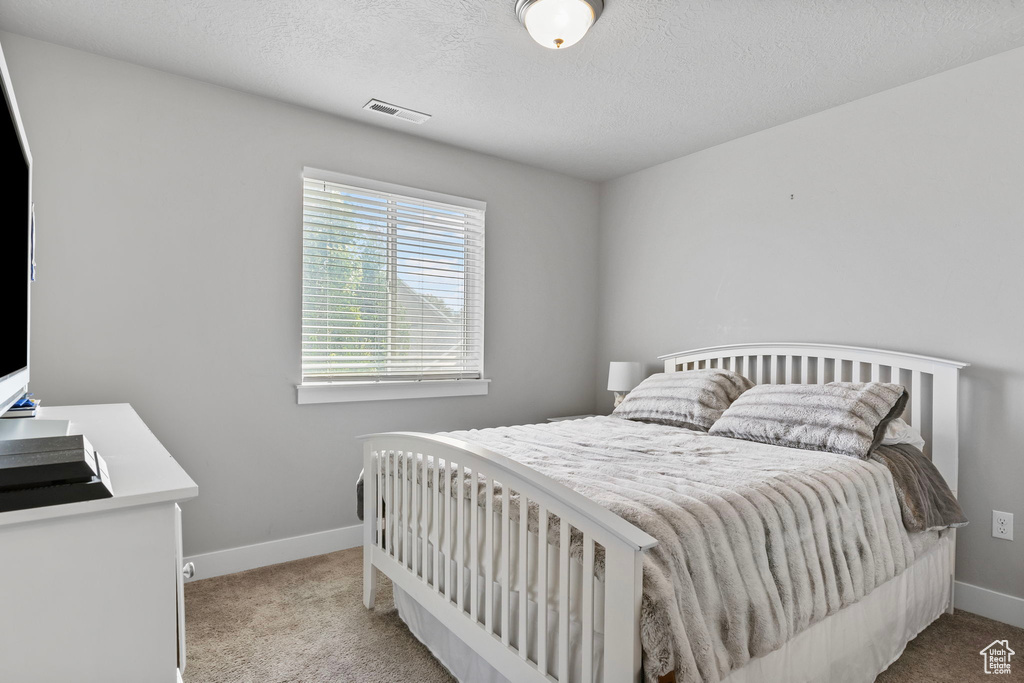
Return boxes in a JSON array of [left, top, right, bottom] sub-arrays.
[[875, 606, 1024, 682], [185, 547, 1023, 682], [184, 547, 453, 683]]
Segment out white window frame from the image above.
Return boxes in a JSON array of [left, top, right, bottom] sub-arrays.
[[296, 168, 488, 404]]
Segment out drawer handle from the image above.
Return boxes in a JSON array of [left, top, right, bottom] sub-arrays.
[[182, 562, 195, 580]]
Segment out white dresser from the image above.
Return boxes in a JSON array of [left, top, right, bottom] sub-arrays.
[[0, 404, 198, 683]]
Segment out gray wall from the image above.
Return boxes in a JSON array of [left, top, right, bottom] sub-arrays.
[[598, 46, 1024, 599], [6, 27, 1021, 601], [2, 33, 600, 557]]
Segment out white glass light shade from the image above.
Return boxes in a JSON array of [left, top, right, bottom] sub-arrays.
[[607, 361, 642, 392], [520, 0, 599, 49]]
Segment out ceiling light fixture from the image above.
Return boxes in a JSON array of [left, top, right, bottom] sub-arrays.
[[515, 0, 604, 50]]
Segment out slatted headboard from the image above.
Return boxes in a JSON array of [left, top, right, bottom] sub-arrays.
[[658, 343, 969, 495]]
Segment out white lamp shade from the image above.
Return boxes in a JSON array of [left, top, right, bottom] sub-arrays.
[[521, 0, 597, 49], [607, 362, 643, 392]]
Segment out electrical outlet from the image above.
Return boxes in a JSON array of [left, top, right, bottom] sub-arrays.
[[993, 511, 1014, 541]]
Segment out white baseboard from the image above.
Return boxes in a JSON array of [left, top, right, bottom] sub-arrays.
[[184, 524, 362, 582], [955, 580, 1024, 629]]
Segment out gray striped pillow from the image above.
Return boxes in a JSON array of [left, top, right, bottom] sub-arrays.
[[612, 369, 754, 431], [708, 382, 908, 459]]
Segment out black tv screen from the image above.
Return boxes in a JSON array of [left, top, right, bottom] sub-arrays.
[[0, 82, 29, 382]]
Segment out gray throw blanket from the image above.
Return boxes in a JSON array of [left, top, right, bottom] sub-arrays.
[[358, 417, 964, 683], [870, 443, 967, 532]]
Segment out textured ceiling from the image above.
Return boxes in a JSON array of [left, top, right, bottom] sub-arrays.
[[2, 1, 1024, 181]]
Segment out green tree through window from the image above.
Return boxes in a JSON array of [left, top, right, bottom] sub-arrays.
[[301, 174, 484, 382]]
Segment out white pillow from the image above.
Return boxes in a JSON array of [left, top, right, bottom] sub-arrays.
[[881, 418, 926, 451]]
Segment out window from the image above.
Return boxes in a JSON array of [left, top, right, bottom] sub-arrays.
[[298, 169, 486, 403]]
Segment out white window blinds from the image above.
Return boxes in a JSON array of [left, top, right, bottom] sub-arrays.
[[301, 170, 485, 384]]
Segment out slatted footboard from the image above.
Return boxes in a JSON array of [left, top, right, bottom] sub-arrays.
[[361, 432, 658, 683]]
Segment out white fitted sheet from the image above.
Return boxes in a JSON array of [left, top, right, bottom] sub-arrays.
[[386, 470, 948, 683]]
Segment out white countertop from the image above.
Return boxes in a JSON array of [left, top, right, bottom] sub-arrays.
[[0, 403, 197, 528]]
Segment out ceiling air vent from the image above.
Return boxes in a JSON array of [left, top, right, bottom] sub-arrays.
[[363, 99, 431, 125]]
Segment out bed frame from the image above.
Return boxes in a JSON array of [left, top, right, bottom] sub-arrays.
[[361, 342, 967, 683]]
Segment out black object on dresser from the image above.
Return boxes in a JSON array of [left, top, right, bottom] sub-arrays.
[[0, 434, 113, 511]]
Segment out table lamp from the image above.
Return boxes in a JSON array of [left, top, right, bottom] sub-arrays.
[[608, 361, 642, 408]]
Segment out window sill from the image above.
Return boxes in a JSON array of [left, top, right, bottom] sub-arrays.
[[296, 379, 490, 405]]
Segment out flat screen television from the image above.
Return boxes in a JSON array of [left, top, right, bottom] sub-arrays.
[[0, 40, 32, 415]]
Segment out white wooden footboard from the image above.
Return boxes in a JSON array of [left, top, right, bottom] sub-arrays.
[[361, 432, 658, 683]]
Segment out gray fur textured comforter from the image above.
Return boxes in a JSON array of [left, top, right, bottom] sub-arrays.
[[434, 416, 963, 683]]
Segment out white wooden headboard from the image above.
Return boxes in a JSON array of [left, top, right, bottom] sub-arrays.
[[659, 343, 968, 495]]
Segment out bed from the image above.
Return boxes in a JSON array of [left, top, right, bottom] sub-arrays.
[[359, 343, 968, 683]]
